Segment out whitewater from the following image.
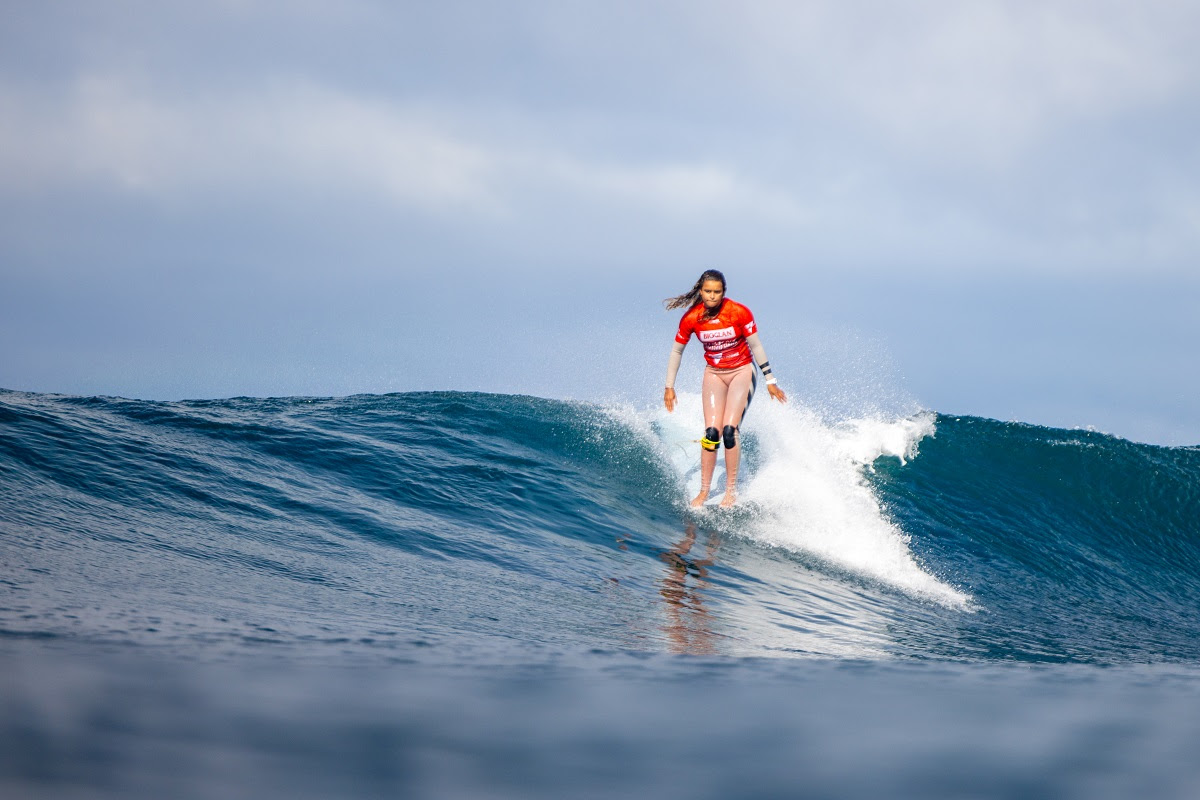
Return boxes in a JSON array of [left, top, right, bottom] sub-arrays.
[[3, 388, 1200, 799]]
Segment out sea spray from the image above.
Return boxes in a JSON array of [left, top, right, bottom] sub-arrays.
[[650, 393, 968, 607]]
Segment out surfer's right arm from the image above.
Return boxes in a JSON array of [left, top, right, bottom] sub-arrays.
[[664, 341, 686, 412]]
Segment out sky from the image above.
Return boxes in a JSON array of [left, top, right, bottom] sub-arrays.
[[2, 0, 1198, 445]]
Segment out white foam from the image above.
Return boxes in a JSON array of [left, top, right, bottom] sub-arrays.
[[652, 395, 970, 609]]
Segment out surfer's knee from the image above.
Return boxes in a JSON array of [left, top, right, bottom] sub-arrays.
[[701, 427, 721, 451], [722, 425, 737, 449]]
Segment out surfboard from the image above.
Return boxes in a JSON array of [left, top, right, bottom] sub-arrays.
[[657, 397, 725, 507], [669, 439, 725, 507]]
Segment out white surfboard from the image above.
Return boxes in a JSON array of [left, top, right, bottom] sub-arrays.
[[667, 437, 726, 507], [658, 395, 726, 507]]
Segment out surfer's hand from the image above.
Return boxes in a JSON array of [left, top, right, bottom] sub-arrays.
[[768, 384, 787, 404], [663, 387, 676, 413]]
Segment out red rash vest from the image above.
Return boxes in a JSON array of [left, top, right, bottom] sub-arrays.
[[675, 299, 758, 370]]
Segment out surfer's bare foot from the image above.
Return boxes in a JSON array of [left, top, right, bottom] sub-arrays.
[[690, 491, 709, 507], [719, 489, 737, 508]]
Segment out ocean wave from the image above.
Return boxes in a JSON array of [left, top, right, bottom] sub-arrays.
[[2, 389, 1199, 665]]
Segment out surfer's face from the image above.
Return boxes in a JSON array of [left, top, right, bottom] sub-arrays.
[[700, 280, 725, 311]]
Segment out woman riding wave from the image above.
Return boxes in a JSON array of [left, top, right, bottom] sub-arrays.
[[663, 269, 787, 508]]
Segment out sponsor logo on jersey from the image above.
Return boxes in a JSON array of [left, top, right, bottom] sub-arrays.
[[698, 326, 736, 342], [745, 320, 756, 335]]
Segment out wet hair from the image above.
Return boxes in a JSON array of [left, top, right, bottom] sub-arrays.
[[663, 269, 726, 312]]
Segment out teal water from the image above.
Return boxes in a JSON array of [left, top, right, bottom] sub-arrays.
[[3, 389, 1200, 798]]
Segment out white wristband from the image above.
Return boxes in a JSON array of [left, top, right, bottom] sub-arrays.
[[765, 376, 777, 386]]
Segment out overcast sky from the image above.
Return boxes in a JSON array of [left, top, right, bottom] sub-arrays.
[[2, 1, 1198, 444]]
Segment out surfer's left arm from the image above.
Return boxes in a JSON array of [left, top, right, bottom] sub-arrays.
[[746, 332, 787, 403]]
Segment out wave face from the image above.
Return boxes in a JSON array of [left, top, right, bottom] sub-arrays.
[[2, 389, 1199, 665]]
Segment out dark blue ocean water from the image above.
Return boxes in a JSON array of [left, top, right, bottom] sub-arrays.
[[3, 389, 1200, 798]]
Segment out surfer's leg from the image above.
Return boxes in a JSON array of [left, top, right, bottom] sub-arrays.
[[693, 367, 729, 507], [693, 445, 718, 507], [719, 365, 754, 507]]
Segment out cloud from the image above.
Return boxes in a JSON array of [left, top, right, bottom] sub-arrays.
[[0, 77, 499, 211], [521, 154, 808, 223], [3, 0, 1199, 276], [684, 0, 1200, 163], [0, 72, 808, 226]]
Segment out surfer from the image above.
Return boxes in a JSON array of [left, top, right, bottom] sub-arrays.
[[663, 269, 787, 508]]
